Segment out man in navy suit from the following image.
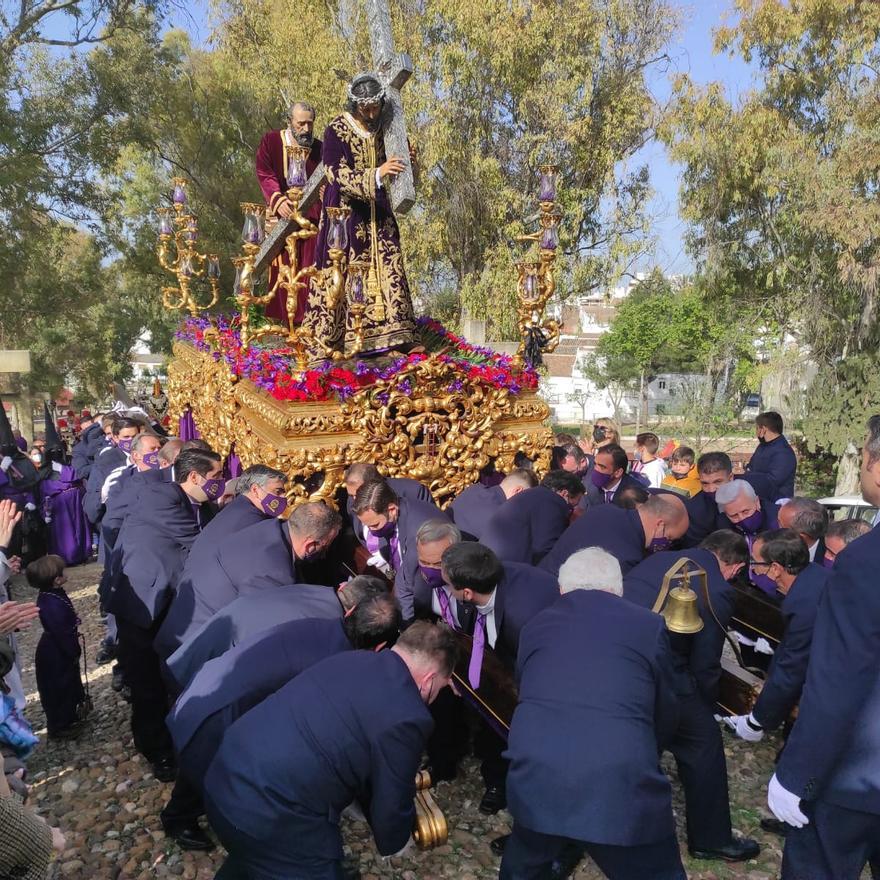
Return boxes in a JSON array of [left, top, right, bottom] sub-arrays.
[[70, 416, 104, 480], [777, 497, 828, 564], [352, 479, 451, 621], [408, 520, 467, 623], [343, 462, 434, 545], [539, 491, 689, 578], [764, 417, 880, 878], [203, 622, 458, 880], [581, 444, 648, 509], [480, 471, 584, 566], [442, 542, 559, 815], [154, 464, 289, 660], [83, 417, 141, 527], [714, 479, 779, 595], [725, 529, 829, 745], [746, 411, 797, 501], [158, 501, 342, 651], [501, 546, 684, 880], [169, 582, 400, 791], [448, 468, 537, 541], [624, 531, 760, 862]]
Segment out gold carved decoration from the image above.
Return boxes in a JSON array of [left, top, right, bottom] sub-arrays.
[[168, 341, 553, 509]]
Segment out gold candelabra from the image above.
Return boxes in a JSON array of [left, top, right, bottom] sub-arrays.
[[513, 164, 561, 368], [157, 178, 221, 316]]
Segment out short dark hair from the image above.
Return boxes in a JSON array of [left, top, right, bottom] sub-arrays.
[[561, 443, 586, 464], [343, 592, 401, 650], [699, 530, 748, 567], [554, 432, 577, 447], [182, 438, 212, 452], [540, 470, 585, 497], [782, 497, 828, 540], [697, 451, 733, 476], [826, 518, 871, 546], [112, 417, 141, 435], [636, 433, 659, 454], [865, 416, 880, 465], [441, 542, 504, 596], [755, 528, 810, 575], [25, 554, 65, 590], [596, 443, 628, 474], [671, 446, 695, 465], [344, 74, 386, 115], [288, 501, 342, 540], [395, 621, 458, 677], [353, 479, 399, 515], [613, 484, 649, 509], [236, 464, 287, 495], [756, 411, 784, 434], [175, 448, 222, 483], [341, 575, 390, 606]]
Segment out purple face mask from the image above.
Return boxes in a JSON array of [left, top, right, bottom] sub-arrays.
[[420, 565, 445, 589], [821, 555, 835, 569], [370, 520, 396, 539], [118, 438, 134, 454], [142, 451, 160, 470], [736, 508, 764, 535], [260, 491, 288, 518], [200, 476, 226, 501], [751, 571, 778, 596], [591, 469, 613, 490]]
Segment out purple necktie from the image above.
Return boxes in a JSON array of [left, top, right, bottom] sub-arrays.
[[604, 490, 614, 503], [469, 614, 487, 689], [435, 588, 458, 629]]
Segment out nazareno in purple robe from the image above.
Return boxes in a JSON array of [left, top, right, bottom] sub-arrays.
[[35, 586, 85, 734], [302, 113, 416, 359], [39, 465, 92, 566], [255, 131, 322, 326]]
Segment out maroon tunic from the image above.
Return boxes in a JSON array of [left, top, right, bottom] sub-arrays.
[[255, 131, 323, 325]]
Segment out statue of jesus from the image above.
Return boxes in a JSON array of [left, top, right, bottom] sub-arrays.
[[302, 72, 418, 360]]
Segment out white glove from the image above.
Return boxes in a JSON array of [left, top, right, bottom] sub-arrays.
[[734, 631, 757, 647], [51, 461, 63, 474], [0, 457, 11, 473], [755, 637, 775, 655], [723, 713, 764, 742], [24, 503, 36, 512], [366, 552, 392, 575], [768, 773, 809, 828]]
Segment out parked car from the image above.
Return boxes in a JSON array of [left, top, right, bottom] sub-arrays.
[[817, 493, 878, 524], [738, 392, 763, 422]]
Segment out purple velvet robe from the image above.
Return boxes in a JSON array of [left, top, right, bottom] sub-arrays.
[[40, 465, 92, 566], [35, 587, 85, 733], [255, 131, 323, 325], [302, 113, 416, 358]]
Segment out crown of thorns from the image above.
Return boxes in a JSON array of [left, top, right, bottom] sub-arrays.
[[348, 73, 386, 107]]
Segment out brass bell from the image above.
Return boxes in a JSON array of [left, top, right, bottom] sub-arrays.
[[660, 585, 704, 634], [651, 558, 707, 635]]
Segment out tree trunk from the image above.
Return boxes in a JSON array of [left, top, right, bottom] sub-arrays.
[[834, 442, 861, 496], [636, 369, 645, 434]]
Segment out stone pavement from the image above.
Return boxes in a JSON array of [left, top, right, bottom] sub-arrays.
[[11, 562, 792, 879]]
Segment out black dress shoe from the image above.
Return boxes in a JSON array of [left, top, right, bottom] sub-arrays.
[[151, 757, 177, 783], [689, 835, 760, 862], [421, 762, 457, 783], [96, 644, 117, 665], [162, 822, 215, 851], [760, 816, 789, 836], [490, 834, 509, 856], [550, 841, 585, 879], [479, 785, 507, 815], [341, 858, 361, 880], [110, 664, 125, 691]]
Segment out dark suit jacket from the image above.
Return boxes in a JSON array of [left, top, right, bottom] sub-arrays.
[[70, 423, 103, 480], [746, 434, 797, 501], [83, 445, 125, 525], [155, 495, 270, 659], [682, 490, 724, 548], [448, 483, 506, 540], [481, 486, 571, 566], [166, 583, 342, 689], [538, 505, 647, 578], [581, 473, 647, 509], [776, 527, 880, 814], [204, 650, 433, 858], [347, 477, 435, 547], [169, 617, 351, 788], [101, 464, 141, 550], [752, 563, 829, 730], [158, 517, 301, 653], [624, 548, 735, 703], [104, 481, 200, 628], [388, 498, 452, 621], [506, 589, 679, 845]]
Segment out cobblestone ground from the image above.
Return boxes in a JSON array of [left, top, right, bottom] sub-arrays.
[[11, 562, 791, 880]]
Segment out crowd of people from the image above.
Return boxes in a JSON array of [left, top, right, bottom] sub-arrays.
[[0, 403, 878, 880]]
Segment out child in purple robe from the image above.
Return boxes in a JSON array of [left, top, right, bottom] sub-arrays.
[[26, 555, 86, 739]]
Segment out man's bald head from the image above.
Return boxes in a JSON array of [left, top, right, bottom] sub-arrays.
[[159, 438, 184, 466], [638, 492, 689, 546]]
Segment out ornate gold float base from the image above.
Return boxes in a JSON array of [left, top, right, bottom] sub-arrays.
[[168, 341, 552, 506]]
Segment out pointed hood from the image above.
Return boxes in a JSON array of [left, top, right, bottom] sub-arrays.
[[43, 402, 63, 451], [0, 400, 16, 453]]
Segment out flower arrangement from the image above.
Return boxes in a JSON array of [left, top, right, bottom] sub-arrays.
[[174, 314, 539, 403]]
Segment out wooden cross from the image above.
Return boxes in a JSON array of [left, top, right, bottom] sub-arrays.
[[253, 0, 415, 276]]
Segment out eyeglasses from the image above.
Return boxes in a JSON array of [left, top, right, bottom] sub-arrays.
[[748, 559, 771, 569]]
